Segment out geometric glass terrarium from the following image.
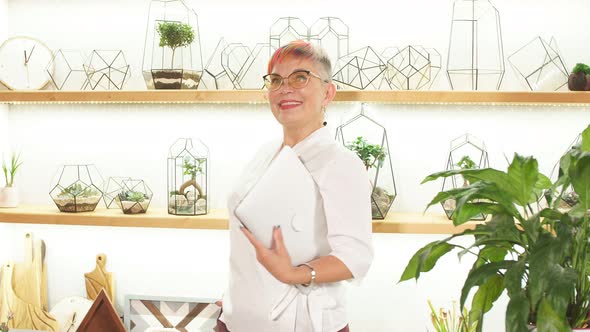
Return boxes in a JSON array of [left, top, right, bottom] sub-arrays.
[[83, 50, 130, 90], [447, 0, 505, 90], [142, 0, 204, 89], [546, 134, 582, 213], [167, 138, 208, 216], [386, 45, 442, 90], [49, 164, 104, 213], [46, 49, 89, 90], [335, 103, 397, 219], [103, 176, 133, 209], [508, 36, 569, 91], [118, 179, 153, 214], [332, 46, 387, 90], [441, 134, 490, 220], [200, 38, 233, 90]]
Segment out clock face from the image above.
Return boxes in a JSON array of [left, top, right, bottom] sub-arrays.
[[0, 36, 54, 90]]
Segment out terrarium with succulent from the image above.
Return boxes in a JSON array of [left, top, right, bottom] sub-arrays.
[[168, 138, 208, 215], [49, 165, 103, 213]]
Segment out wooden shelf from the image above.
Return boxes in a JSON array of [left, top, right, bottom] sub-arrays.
[[0, 205, 478, 234], [1, 90, 590, 105]]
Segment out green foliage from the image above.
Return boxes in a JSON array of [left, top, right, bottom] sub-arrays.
[[58, 183, 99, 198], [456, 155, 477, 170], [572, 63, 590, 75], [428, 300, 478, 332], [401, 124, 590, 331], [346, 136, 387, 170], [157, 21, 195, 68], [183, 156, 205, 179], [2, 151, 23, 187], [119, 190, 147, 203]]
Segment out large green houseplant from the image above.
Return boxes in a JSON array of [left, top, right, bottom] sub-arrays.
[[400, 124, 590, 332]]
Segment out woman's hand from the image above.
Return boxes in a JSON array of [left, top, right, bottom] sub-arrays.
[[240, 225, 297, 284]]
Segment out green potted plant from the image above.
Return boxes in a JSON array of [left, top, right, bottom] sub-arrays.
[[346, 136, 393, 218], [153, 21, 198, 89], [0, 151, 23, 208], [400, 125, 590, 332], [118, 190, 150, 214], [568, 63, 590, 91]]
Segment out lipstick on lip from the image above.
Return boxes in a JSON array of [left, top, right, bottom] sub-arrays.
[[279, 99, 302, 110]]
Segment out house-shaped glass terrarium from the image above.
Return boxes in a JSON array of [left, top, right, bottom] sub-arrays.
[[142, 0, 204, 89], [441, 134, 490, 220], [335, 103, 397, 219], [49, 165, 104, 213], [167, 138, 208, 215], [118, 179, 153, 214]]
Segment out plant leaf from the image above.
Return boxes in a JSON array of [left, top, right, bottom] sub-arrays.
[[537, 298, 571, 332], [460, 260, 515, 309], [399, 240, 455, 282], [469, 274, 504, 332], [505, 290, 530, 332]]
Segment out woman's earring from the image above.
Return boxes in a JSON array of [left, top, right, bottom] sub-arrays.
[[322, 106, 327, 126]]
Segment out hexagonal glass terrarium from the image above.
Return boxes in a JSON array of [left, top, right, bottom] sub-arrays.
[[441, 134, 490, 220], [118, 179, 153, 214], [447, 0, 505, 90], [47, 49, 89, 90], [270, 17, 309, 50], [335, 104, 397, 219], [50, 165, 104, 213], [142, 0, 204, 89], [84, 50, 130, 90], [385, 45, 442, 90], [103, 176, 132, 209], [309, 17, 349, 72], [168, 138, 208, 215]]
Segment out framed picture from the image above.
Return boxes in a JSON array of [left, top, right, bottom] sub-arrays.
[[124, 295, 220, 332]]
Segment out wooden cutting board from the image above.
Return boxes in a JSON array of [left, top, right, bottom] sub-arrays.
[[0, 262, 58, 331], [84, 254, 115, 304], [12, 233, 43, 309]]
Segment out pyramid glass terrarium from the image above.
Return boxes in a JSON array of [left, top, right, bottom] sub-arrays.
[[141, 0, 204, 89], [167, 138, 208, 215], [441, 134, 490, 220], [118, 179, 153, 214], [49, 165, 104, 213], [335, 104, 397, 219]]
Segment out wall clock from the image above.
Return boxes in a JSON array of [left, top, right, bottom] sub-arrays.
[[0, 36, 54, 90]]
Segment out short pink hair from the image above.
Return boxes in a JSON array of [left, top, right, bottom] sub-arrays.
[[267, 40, 332, 80]]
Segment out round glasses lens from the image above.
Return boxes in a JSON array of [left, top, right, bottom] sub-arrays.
[[289, 72, 310, 88]]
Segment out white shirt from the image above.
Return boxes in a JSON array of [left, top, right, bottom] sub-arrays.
[[220, 126, 374, 332]]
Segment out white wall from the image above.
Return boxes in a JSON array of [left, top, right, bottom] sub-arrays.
[[2, 1, 590, 331]]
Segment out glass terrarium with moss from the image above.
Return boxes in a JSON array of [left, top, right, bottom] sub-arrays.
[[167, 138, 208, 215], [336, 103, 397, 219], [118, 179, 153, 214], [142, 0, 204, 89], [441, 134, 489, 220], [49, 165, 103, 213]]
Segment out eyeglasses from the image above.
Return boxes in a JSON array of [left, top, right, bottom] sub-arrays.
[[262, 70, 328, 91]]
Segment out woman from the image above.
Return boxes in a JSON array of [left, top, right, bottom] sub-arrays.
[[217, 40, 373, 332]]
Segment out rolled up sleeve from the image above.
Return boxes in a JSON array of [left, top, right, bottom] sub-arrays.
[[319, 151, 374, 281]]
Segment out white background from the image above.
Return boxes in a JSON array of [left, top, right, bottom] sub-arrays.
[[1, 0, 589, 331]]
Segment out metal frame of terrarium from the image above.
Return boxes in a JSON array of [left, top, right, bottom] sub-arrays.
[[441, 133, 490, 220], [118, 179, 153, 214], [446, 0, 505, 90], [221, 43, 275, 90], [141, 0, 204, 90], [335, 103, 397, 219], [167, 138, 209, 216], [200, 38, 233, 90], [103, 176, 133, 209], [309, 17, 349, 72], [385, 45, 442, 90], [508, 36, 569, 91], [545, 134, 582, 213], [49, 164, 104, 213]]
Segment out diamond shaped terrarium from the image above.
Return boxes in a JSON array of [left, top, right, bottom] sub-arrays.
[[168, 138, 208, 215], [118, 179, 153, 214], [336, 104, 397, 219], [142, 0, 204, 89], [441, 134, 490, 220], [50, 165, 103, 213]]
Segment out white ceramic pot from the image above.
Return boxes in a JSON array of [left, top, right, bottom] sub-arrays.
[[0, 186, 19, 207]]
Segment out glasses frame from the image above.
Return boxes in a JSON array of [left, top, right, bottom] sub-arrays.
[[262, 70, 329, 91]]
